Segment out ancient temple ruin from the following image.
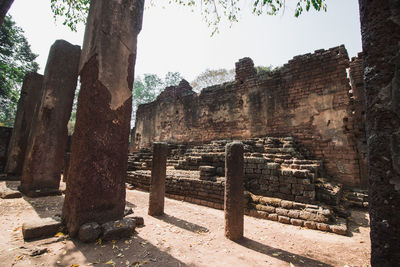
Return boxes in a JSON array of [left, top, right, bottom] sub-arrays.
[[128, 45, 367, 235]]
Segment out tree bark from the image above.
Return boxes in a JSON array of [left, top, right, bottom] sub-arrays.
[[0, 0, 14, 27], [358, 0, 400, 265]]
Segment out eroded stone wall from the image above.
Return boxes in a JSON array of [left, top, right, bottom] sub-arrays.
[[134, 45, 365, 186]]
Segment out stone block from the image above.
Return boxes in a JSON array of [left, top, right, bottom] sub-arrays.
[[22, 218, 63, 240], [304, 221, 317, 230], [256, 210, 268, 218], [0, 188, 22, 199], [255, 204, 275, 213], [78, 222, 101, 243], [102, 218, 136, 241], [299, 210, 313, 221], [303, 190, 316, 199], [290, 219, 304, 226], [262, 169, 270, 175], [267, 213, 278, 221], [287, 210, 300, 219], [330, 224, 347, 235], [280, 200, 293, 209], [259, 196, 281, 207], [292, 170, 308, 178], [316, 223, 331, 232], [278, 216, 291, 224], [276, 208, 289, 216], [279, 184, 292, 194]]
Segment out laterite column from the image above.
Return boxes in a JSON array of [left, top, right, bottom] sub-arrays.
[[20, 40, 80, 196], [148, 142, 168, 216], [5, 72, 43, 178], [224, 142, 244, 240], [62, 0, 144, 236]]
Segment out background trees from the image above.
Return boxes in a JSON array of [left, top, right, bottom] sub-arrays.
[[0, 15, 38, 126], [190, 68, 235, 92], [131, 72, 184, 124]]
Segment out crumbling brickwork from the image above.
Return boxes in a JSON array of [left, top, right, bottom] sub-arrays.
[[134, 45, 365, 186]]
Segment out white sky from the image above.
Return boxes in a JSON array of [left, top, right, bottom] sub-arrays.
[[8, 0, 361, 82]]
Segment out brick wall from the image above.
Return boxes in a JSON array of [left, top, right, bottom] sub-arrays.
[[134, 45, 365, 186]]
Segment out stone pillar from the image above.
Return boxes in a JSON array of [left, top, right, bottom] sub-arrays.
[[224, 142, 244, 240], [20, 40, 81, 197], [62, 0, 144, 237], [358, 0, 400, 265], [148, 142, 168, 216], [5, 72, 43, 178]]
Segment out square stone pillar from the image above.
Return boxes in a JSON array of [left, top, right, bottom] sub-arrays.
[[148, 142, 168, 216], [5, 72, 43, 178], [20, 40, 80, 197], [62, 0, 144, 237], [224, 142, 244, 240]]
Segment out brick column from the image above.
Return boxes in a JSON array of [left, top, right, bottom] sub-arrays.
[[148, 142, 168, 216], [5, 72, 43, 178], [20, 40, 80, 197], [62, 0, 144, 237], [224, 142, 244, 240]]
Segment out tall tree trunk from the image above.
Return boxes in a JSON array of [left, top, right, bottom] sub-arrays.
[[0, 0, 14, 27], [358, 0, 400, 265]]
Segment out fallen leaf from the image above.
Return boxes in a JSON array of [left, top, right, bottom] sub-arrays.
[[96, 238, 102, 245], [16, 255, 24, 261], [13, 227, 20, 232], [105, 259, 116, 267], [71, 265, 79, 267], [55, 232, 65, 237]]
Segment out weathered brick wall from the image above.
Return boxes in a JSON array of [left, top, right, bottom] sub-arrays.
[[126, 171, 225, 209], [134, 45, 365, 186], [0, 126, 12, 172]]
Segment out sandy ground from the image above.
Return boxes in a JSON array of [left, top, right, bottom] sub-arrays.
[[0, 180, 370, 267]]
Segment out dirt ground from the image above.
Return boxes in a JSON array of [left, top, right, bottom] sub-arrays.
[[0, 180, 370, 267]]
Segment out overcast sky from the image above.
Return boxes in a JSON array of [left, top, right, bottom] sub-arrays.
[[9, 0, 362, 82]]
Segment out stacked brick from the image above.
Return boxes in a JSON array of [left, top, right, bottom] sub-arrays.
[[174, 136, 320, 203], [245, 192, 347, 235], [235, 57, 257, 83], [127, 148, 153, 170], [126, 170, 225, 209], [342, 189, 368, 208]]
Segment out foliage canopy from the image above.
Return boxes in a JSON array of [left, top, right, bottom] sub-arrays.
[[50, 0, 327, 34], [132, 72, 184, 124]]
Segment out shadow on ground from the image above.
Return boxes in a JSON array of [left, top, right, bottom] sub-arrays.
[[236, 237, 333, 267], [152, 213, 209, 233], [55, 235, 189, 267], [347, 209, 370, 237]]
